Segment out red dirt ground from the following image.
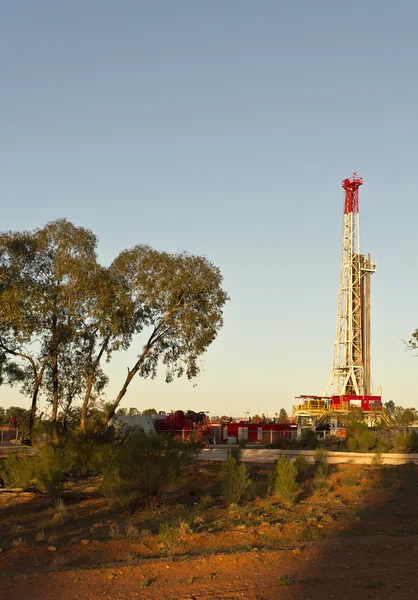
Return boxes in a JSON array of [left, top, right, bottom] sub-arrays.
[[1, 463, 417, 600]]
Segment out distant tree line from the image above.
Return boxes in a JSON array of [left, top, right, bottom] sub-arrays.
[[0, 220, 228, 438]]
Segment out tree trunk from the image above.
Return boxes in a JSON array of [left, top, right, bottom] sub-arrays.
[[80, 377, 94, 434], [29, 379, 41, 440], [103, 368, 138, 426], [29, 354, 51, 441], [51, 315, 59, 421]]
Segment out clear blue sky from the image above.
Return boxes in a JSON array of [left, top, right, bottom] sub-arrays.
[[1, 0, 417, 416]]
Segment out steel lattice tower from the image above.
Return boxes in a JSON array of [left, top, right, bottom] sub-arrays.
[[327, 173, 376, 396]]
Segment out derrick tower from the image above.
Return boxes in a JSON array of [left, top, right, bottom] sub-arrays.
[[328, 173, 376, 396]]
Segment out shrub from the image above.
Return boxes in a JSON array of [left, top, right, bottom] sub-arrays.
[[0, 449, 34, 489], [228, 446, 242, 462], [359, 430, 377, 452], [376, 437, 392, 452], [32, 421, 65, 446], [270, 455, 298, 507], [302, 429, 318, 449], [248, 477, 268, 499], [295, 455, 308, 480], [221, 457, 251, 505], [199, 493, 215, 508], [98, 431, 199, 511], [346, 437, 358, 452], [371, 450, 383, 469], [313, 448, 328, 489], [405, 432, 418, 452], [63, 433, 98, 476], [158, 522, 183, 560], [33, 444, 65, 495]]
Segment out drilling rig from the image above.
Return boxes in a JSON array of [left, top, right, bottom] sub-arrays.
[[293, 173, 387, 436]]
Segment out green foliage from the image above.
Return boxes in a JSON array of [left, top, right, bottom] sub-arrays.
[[33, 444, 65, 495], [228, 446, 242, 462], [371, 450, 384, 468], [237, 437, 247, 449], [384, 400, 395, 416], [277, 575, 295, 586], [32, 420, 65, 446], [344, 412, 368, 443], [104, 247, 229, 424], [141, 408, 158, 416], [0, 449, 34, 489], [1, 407, 30, 436], [97, 431, 199, 511], [359, 430, 377, 452], [392, 407, 417, 436], [158, 522, 183, 560], [346, 437, 358, 452], [278, 408, 289, 423], [301, 429, 318, 449], [376, 437, 393, 452], [221, 457, 251, 505], [62, 433, 98, 476], [295, 455, 308, 480], [270, 455, 298, 507], [391, 431, 418, 452], [313, 448, 328, 489]]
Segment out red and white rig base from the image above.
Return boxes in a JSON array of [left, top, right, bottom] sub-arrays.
[[293, 173, 390, 436]]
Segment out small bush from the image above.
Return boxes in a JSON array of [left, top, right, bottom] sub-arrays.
[[359, 430, 377, 452], [53, 498, 68, 522], [391, 432, 416, 452], [376, 437, 392, 452], [302, 429, 318, 449], [346, 437, 358, 452], [158, 522, 183, 560], [97, 431, 200, 511], [313, 448, 328, 489], [371, 450, 383, 469], [248, 478, 268, 499], [221, 457, 251, 505], [228, 446, 242, 462], [404, 432, 418, 452], [270, 455, 298, 507], [32, 421, 64, 446], [0, 449, 34, 489], [277, 574, 295, 586], [295, 455, 308, 480], [199, 493, 215, 508], [33, 444, 65, 496], [63, 433, 98, 476]]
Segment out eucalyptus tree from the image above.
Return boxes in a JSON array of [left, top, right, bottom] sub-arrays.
[[0, 220, 103, 432], [103, 246, 229, 425]]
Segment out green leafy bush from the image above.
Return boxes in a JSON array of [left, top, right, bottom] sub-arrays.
[[32, 421, 65, 446], [376, 437, 392, 452], [346, 437, 358, 452], [98, 431, 199, 511], [302, 429, 318, 449], [63, 433, 98, 476], [158, 522, 183, 559], [392, 432, 418, 452], [313, 447, 328, 489], [228, 446, 242, 462], [359, 430, 377, 452], [270, 455, 298, 506], [295, 455, 308, 480], [1, 449, 34, 489], [371, 450, 383, 468], [33, 444, 65, 495], [221, 457, 251, 505]]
